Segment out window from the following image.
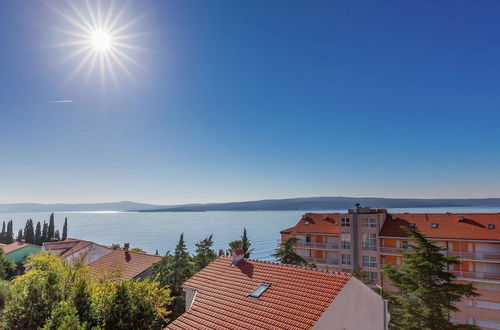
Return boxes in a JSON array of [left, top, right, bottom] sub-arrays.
[[341, 217, 350, 227], [362, 255, 377, 268], [431, 223, 438, 228], [364, 271, 378, 284], [477, 318, 500, 329], [362, 233, 377, 251], [467, 299, 474, 307], [402, 240, 409, 250], [361, 218, 377, 228], [341, 254, 351, 265], [341, 232, 351, 249], [248, 283, 271, 298]]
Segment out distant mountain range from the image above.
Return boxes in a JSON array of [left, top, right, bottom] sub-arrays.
[[1, 197, 500, 213]]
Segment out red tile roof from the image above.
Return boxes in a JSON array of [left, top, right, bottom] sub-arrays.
[[88, 249, 161, 280], [43, 238, 93, 257], [380, 213, 500, 240], [280, 213, 341, 235], [167, 257, 351, 330], [2, 241, 32, 254]]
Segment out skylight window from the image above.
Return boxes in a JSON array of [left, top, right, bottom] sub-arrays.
[[248, 283, 271, 298], [487, 224, 495, 229], [408, 223, 415, 228], [431, 223, 438, 228]]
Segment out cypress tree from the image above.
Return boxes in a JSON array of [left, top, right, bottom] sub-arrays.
[[42, 221, 48, 243], [240, 228, 253, 258], [62, 217, 68, 241], [48, 213, 55, 241], [35, 222, 42, 245], [24, 219, 35, 244], [383, 227, 480, 329], [0, 221, 5, 244], [6, 221, 13, 244], [55, 230, 60, 241], [16, 229, 22, 242]]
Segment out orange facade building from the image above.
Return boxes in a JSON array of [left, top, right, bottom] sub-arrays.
[[280, 205, 500, 329]]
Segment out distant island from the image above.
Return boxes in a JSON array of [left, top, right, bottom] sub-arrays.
[[2, 197, 500, 213]]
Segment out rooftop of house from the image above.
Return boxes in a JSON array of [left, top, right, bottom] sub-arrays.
[[167, 256, 351, 330], [280, 213, 341, 234], [88, 248, 161, 280], [380, 213, 500, 241], [2, 241, 39, 254], [42, 238, 94, 258]]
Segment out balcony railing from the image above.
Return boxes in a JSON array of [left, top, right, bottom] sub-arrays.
[[304, 257, 339, 266], [278, 240, 340, 250], [380, 247, 500, 261], [454, 271, 500, 282], [446, 251, 500, 262]]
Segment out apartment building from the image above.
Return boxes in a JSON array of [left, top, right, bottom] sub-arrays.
[[280, 205, 500, 329]]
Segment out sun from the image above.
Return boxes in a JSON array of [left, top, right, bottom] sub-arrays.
[[45, 1, 148, 88], [90, 30, 112, 51]]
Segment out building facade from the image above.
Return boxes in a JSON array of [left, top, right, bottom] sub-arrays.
[[280, 205, 500, 329]]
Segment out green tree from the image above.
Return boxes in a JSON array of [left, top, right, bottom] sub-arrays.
[[55, 230, 60, 241], [0, 280, 10, 310], [130, 247, 146, 253], [193, 234, 217, 271], [62, 217, 68, 240], [154, 234, 194, 320], [6, 220, 14, 244], [272, 237, 310, 266], [16, 229, 22, 242], [0, 247, 15, 279], [0, 221, 5, 244], [48, 213, 55, 241], [71, 278, 93, 326], [42, 221, 48, 243], [228, 239, 242, 255], [24, 219, 35, 244], [35, 221, 42, 245], [383, 227, 480, 330], [240, 228, 253, 258], [42, 301, 86, 330]]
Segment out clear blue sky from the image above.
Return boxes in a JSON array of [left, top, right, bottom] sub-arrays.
[[1, 0, 499, 204]]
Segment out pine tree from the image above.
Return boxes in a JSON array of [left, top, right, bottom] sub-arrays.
[[42, 221, 48, 243], [193, 234, 217, 271], [48, 213, 55, 241], [383, 227, 480, 330], [155, 233, 194, 320], [71, 279, 92, 326], [107, 282, 133, 329], [6, 221, 13, 244], [62, 217, 68, 241], [24, 219, 35, 244], [155, 249, 159, 256], [35, 222, 42, 245], [16, 229, 22, 242], [272, 237, 309, 266], [0, 221, 5, 244], [240, 228, 253, 258]]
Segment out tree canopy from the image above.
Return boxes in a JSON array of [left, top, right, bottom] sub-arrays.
[[383, 227, 480, 330]]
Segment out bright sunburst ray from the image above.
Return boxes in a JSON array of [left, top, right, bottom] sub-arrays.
[[45, 0, 148, 89]]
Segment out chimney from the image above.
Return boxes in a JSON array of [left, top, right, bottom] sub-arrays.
[[231, 249, 245, 267], [458, 216, 464, 222], [124, 243, 130, 253], [354, 203, 361, 209]]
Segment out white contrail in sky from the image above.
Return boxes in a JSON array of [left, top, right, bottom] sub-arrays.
[[49, 100, 74, 103]]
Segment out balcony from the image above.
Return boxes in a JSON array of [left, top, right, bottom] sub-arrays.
[[304, 257, 340, 266], [278, 240, 340, 251], [454, 271, 500, 283], [446, 251, 500, 262], [380, 247, 500, 262]]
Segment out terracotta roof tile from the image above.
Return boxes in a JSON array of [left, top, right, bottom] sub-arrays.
[[43, 239, 93, 257], [380, 213, 500, 240], [2, 241, 32, 254], [88, 248, 161, 280], [167, 257, 351, 330], [280, 213, 341, 235]]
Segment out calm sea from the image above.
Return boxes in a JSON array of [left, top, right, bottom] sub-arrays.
[[2, 206, 500, 260]]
